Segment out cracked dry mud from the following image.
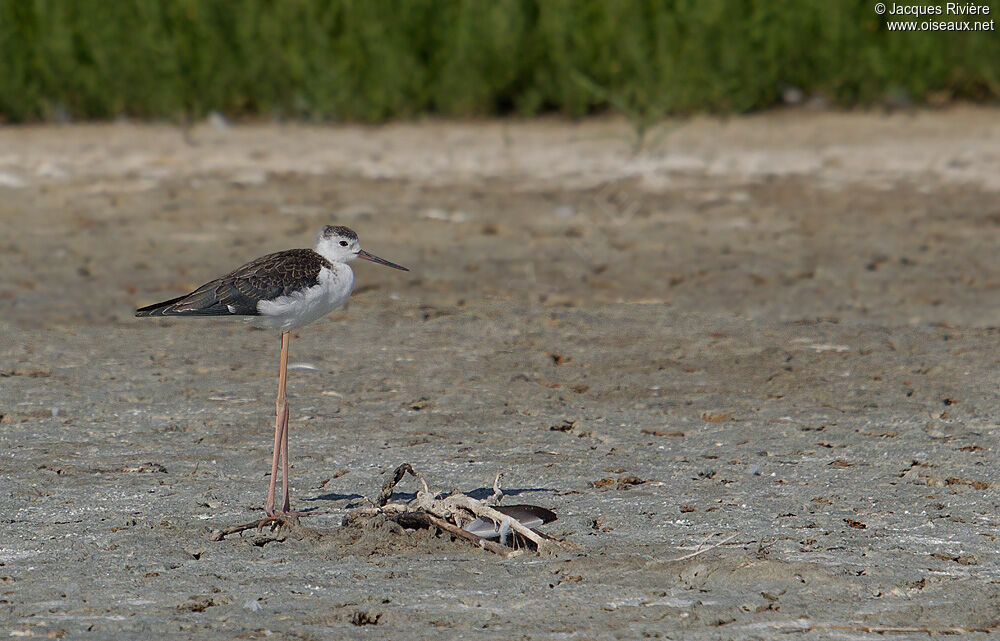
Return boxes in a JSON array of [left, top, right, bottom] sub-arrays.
[[2, 108, 1000, 639]]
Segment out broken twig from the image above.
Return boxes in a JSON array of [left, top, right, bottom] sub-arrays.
[[668, 532, 737, 562], [394, 511, 519, 557], [488, 471, 504, 505], [377, 463, 417, 507]]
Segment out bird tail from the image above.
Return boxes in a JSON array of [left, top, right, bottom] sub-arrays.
[[135, 282, 227, 317]]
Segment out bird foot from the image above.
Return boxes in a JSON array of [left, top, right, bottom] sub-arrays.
[[263, 508, 306, 522], [258, 512, 299, 529], [210, 511, 304, 541]]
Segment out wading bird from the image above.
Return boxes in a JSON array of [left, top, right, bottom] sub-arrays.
[[136, 225, 408, 517]]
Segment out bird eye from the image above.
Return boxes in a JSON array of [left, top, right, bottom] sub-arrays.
[[339, 240, 348, 247]]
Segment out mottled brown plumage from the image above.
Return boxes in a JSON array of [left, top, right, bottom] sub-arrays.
[[135, 249, 333, 317]]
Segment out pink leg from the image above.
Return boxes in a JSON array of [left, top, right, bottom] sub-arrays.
[[280, 401, 291, 513], [264, 332, 290, 516], [264, 404, 282, 516]]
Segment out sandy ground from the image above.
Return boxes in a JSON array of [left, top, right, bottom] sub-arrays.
[[2, 107, 1000, 639]]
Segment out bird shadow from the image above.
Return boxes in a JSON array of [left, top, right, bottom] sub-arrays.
[[295, 505, 325, 515], [305, 492, 365, 503], [466, 486, 556, 501], [307, 487, 555, 510], [352, 487, 554, 504]]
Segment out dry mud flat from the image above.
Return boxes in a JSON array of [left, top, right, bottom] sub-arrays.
[[2, 108, 1000, 639]]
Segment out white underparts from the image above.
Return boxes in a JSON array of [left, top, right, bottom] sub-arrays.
[[254, 265, 354, 331]]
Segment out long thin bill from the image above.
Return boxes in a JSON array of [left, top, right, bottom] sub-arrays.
[[357, 249, 409, 271]]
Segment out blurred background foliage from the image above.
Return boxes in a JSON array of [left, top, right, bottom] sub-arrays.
[[0, 0, 997, 122]]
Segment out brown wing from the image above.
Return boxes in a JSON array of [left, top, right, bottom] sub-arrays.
[[135, 249, 331, 317]]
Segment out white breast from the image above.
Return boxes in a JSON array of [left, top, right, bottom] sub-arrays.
[[254, 264, 354, 330]]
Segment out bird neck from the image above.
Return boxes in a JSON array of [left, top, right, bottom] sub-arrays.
[[313, 243, 353, 266]]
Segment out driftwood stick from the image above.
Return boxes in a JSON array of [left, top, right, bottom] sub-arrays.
[[393, 511, 518, 557], [488, 471, 504, 505], [210, 521, 263, 541], [668, 532, 737, 562], [376, 463, 416, 507], [342, 503, 409, 526], [441, 494, 548, 549], [424, 513, 519, 557]]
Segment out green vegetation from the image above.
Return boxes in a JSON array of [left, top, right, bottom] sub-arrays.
[[0, 0, 997, 122]]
